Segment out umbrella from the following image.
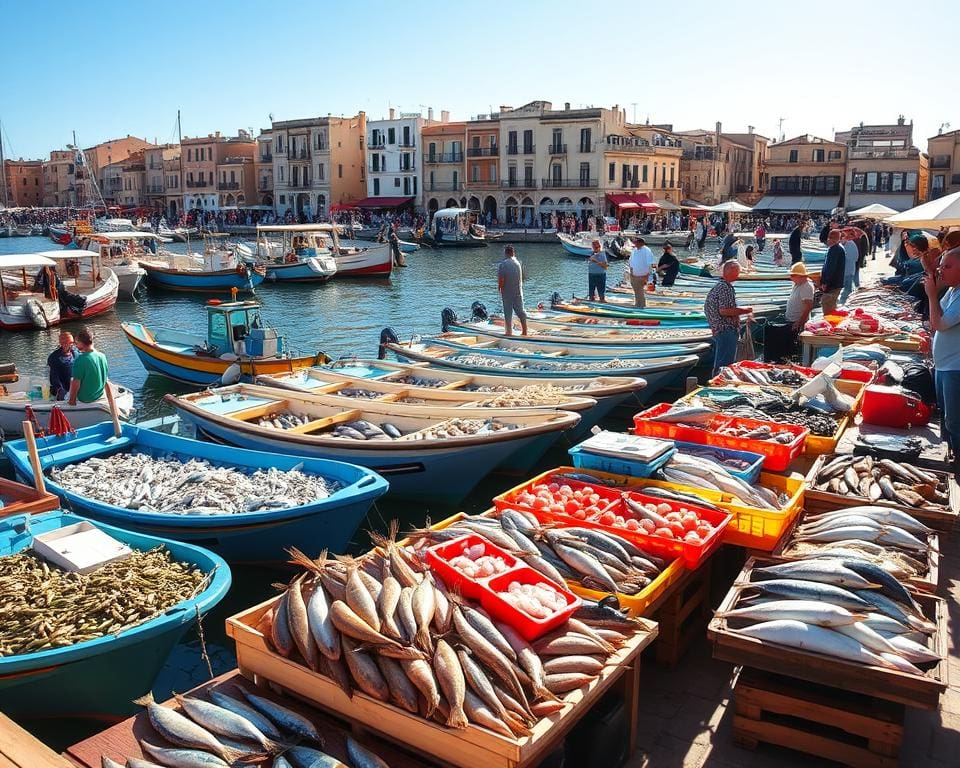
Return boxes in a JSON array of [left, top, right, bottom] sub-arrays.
[[885, 191, 960, 228], [706, 201, 753, 213], [46, 406, 75, 437], [847, 203, 898, 218], [655, 200, 681, 211]]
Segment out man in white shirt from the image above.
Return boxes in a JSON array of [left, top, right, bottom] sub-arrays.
[[785, 262, 815, 332], [628, 237, 655, 307]]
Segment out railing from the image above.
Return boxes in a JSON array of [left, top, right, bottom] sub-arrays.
[[287, 149, 311, 160], [467, 146, 498, 157], [502, 179, 538, 189], [425, 152, 464, 163], [370, 140, 385, 148], [523, 145, 535, 154], [146, 185, 165, 194], [398, 141, 415, 148], [682, 149, 721, 160], [930, 156, 952, 169], [259, 153, 273, 162], [427, 182, 464, 191], [218, 181, 240, 190], [466, 179, 500, 189], [506, 146, 519, 155], [848, 147, 918, 160], [541, 178, 597, 188], [147, 162, 163, 170], [605, 140, 652, 153], [287, 180, 312, 190], [547, 143, 567, 155], [186, 180, 210, 188], [368, 164, 416, 173], [258, 180, 272, 191]]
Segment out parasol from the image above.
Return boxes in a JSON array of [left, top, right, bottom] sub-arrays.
[[885, 191, 960, 228]]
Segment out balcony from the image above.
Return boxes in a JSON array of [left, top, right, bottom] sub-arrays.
[[502, 179, 538, 190], [605, 140, 653, 154], [218, 181, 240, 190], [848, 147, 919, 160], [541, 178, 598, 189], [287, 180, 313, 190], [930, 156, 952, 169], [547, 143, 567, 155], [287, 149, 311, 160], [369, 165, 416, 173], [146, 185, 165, 194], [186, 180, 210, 188], [425, 152, 464, 164], [258, 180, 272, 191], [147, 162, 163, 170], [398, 141, 415, 148], [259, 153, 273, 163], [467, 146, 498, 157], [370, 140, 385, 148], [466, 179, 500, 189], [426, 182, 464, 191]]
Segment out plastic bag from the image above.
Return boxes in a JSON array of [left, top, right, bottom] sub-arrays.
[[794, 374, 855, 414], [811, 346, 843, 376], [736, 321, 755, 361]]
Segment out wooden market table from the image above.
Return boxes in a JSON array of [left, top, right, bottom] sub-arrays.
[[799, 331, 923, 365], [0, 713, 76, 768]]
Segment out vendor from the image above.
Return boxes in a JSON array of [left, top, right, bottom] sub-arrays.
[[785, 263, 815, 333], [924, 246, 960, 471]]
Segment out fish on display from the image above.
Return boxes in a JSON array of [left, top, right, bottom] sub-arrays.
[[813, 454, 950, 509]]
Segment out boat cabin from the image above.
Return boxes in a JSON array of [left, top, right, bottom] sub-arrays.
[[255, 224, 343, 262], [203, 300, 284, 358], [0, 254, 60, 317], [429, 208, 487, 242], [77, 231, 166, 261]]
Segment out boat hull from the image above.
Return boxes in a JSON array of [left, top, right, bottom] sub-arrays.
[[114, 265, 146, 299], [335, 245, 393, 277], [0, 386, 135, 435], [0, 510, 230, 720], [264, 258, 336, 283], [141, 263, 265, 292]]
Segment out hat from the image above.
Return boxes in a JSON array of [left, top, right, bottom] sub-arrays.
[[789, 262, 808, 276]]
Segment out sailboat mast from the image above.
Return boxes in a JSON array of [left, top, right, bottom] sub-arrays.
[[177, 110, 184, 224], [0, 119, 9, 208]]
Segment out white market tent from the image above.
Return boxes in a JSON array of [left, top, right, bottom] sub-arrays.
[[706, 201, 753, 213], [885, 191, 960, 228], [848, 203, 899, 218]]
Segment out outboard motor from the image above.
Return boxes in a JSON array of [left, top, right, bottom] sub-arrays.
[[470, 301, 488, 321], [550, 291, 563, 308], [378, 327, 400, 360], [441, 307, 458, 333]]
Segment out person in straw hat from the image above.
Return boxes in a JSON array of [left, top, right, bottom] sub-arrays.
[[785, 262, 815, 334]]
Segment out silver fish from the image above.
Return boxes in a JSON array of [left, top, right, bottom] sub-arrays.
[[207, 690, 284, 742], [346, 736, 391, 768], [720, 599, 865, 627], [140, 741, 231, 768], [175, 695, 275, 752], [731, 620, 892, 668], [134, 694, 235, 763], [752, 561, 879, 589], [240, 690, 324, 744], [285, 746, 349, 767]]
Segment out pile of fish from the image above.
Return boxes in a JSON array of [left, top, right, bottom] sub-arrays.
[[329, 420, 404, 440], [715, 365, 811, 387], [449, 353, 636, 371], [0, 547, 205, 656], [408, 417, 519, 440], [702, 390, 843, 437], [655, 453, 787, 511], [714, 422, 799, 444], [464, 381, 590, 394], [539, 327, 696, 341], [257, 412, 311, 430], [101, 686, 394, 768], [337, 387, 385, 400], [253, 522, 645, 740], [646, 403, 804, 442], [788, 505, 933, 558], [388, 374, 447, 388], [672, 445, 757, 474], [49, 451, 343, 514], [475, 384, 571, 407], [723, 559, 941, 673], [812, 454, 950, 510]]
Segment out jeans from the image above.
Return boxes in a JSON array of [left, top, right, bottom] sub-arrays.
[[936, 369, 960, 458], [712, 327, 738, 375], [629, 273, 647, 307], [588, 272, 606, 301], [839, 274, 855, 304]]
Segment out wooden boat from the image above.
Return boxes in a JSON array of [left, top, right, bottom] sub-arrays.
[[0, 509, 230, 719], [122, 299, 328, 386], [620, 229, 694, 248], [548, 294, 707, 324], [0, 476, 60, 517], [557, 232, 599, 256], [0, 253, 61, 330], [140, 241, 265, 293], [422, 208, 489, 248], [0, 383, 135, 435], [440, 305, 714, 345], [240, 224, 339, 282], [3, 422, 389, 564], [73, 231, 171, 299], [256, 361, 643, 443], [378, 332, 698, 400], [165, 387, 580, 503]]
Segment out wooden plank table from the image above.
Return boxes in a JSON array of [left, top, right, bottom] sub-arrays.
[[64, 671, 429, 768], [0, 713, 76, 768]]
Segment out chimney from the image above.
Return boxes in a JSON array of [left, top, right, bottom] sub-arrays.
[[389, 108, 395, 120], [715, 121, 722, 135], [441, 110, 449, 123], [748, 125, 754, 134], [428, 107, 434, 121], [565, 102, 571, 110], [898, 115, 905, 126], [499, 106, 512, 113]]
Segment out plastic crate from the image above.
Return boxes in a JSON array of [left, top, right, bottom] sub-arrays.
[[567, 556, 686, 618], [492, 469, 621, 518], [424, 534, 519, 600], [631, 402, 720, 442], [480, 567, 581, 641], [671, 441, 765, 485], [568, 444, 676, 479]]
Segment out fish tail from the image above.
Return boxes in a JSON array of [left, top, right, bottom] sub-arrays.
[[535, 684, 562, 703], [132, 692, 155, 707], [446, 706, 469, 730], [286, 546, 326, 573], [504, 711, 533, 736], [415, 626, 434, 655]]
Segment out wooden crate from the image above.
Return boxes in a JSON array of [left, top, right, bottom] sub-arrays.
[[650, 556, 713, 667], [709, 557, 948, 709], [804, 454, 959, 535], [732, 666, 904, 768], [0, 477, 60, 518], [227, 596, 657, 768]]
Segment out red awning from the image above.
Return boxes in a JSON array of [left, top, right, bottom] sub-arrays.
[[605, 192, 653, 209], [352, 196, 415, 209]]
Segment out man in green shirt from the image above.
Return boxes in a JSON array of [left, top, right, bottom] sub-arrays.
[[68, 328, 111, 405]]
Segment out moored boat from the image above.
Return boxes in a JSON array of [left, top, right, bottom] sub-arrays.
[[0, 382, 134, 435], [241, 224, 339, 282], [141, 241, 265, 293], [3, 422, 389, 563], [0, 509, 230, 719], [73, 231, 169, 299], [165, 388, 580, 503], [422, 208, 490, 248], [557, 232, 601, 256], [122, 299, 328, 386]]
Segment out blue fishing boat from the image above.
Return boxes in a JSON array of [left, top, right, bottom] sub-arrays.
[[237, 224, 339, 283], [122, 299, 328, 386], [0, 509, 231, 720], [141, 243, 266, 293], [3, 422, 389, 563]]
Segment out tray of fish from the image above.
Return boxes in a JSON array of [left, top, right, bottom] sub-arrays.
[[97, 678, 402, 768], [805, 453, 959, 531], [0, 546, 206, 656], [708, 557, 948, 709], [449, 352, 638, 372], [256, 410, 312, 430], [775, 506, 939, 592], [475, 384, 572, 407], [711, 362, 816, 388], [48, 449, 343, 515], [225, 518, 658, 768]]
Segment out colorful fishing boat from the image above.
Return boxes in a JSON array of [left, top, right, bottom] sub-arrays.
[[121, 299, 328, 386], [557, 232, 603, 256], [0, 509, 231, 719], [72, 232, 170, 299], [165, 388, 579, 503], [140, 242, 265, 293], [239, 224, 339, 282], [3, 422, 389, 563]]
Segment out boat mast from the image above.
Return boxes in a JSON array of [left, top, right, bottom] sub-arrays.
[[0, 119, 8, 209], [73, 130, 108, 215], [177, 110, 184, 227]]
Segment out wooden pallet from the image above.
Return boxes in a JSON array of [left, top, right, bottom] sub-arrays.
[[651, 558, 713, 667], [0, 713, 74, 768], [732, 667, 904, 768]]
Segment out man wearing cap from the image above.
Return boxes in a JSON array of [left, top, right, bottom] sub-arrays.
[[819, 229, 846, 315], [627, 237, 655, 307], [785, 262, 815, 333]]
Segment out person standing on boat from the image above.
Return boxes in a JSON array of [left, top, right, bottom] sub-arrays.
[[754, 223, 766, 253], [628, 237, 655, 307], [497, 245, 527, 337], [68, 328, 114, 409], [587, 239, 609, 301], [389, 230, 406, 267], [47, 331, 77, 401], [704, 261, 753, 375]]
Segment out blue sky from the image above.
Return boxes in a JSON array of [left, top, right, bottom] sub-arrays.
[[1, 0, 953, 159]]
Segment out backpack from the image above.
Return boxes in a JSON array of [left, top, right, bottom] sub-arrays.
[[900, 362, 936, 406]]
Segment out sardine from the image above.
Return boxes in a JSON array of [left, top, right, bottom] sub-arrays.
[[134, 694, 236, 763], [175, 695, 276, 752], [287, 577, 320, 671], [329, 601, 424, 658], [752, 561, 879, 589], [140, 741, 231, 768], [377, 575, 403, 641], [544, 672, 596, 694], [542, 655, 606, 676], [240, 689, 324, 744], [412, 575, 436, 653], [346, 736, 391, 768], [719, 599, 864, 627], [344, 563, 381, 633], [399, 657, 440, 718], [285, 746, 349, 767], [742, 578, 875, 612], [207, 690, 284, 742], [374, 654, 419, 713]]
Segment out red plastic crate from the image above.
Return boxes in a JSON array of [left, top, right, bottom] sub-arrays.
[[709, 360, 874, 386], [492, 472, 621, 518], [480, 566, 581, 641], [631, 402, 721, 442], [424, 534, 520, 600]]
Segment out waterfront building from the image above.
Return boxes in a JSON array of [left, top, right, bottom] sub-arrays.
[[144, 145, 179, 216], [42, 150, 75, 207], [605, 122, 683, 216], [677, 124, 768, 206], [836, 117, 927, 212], [422, 115, 466, 218], [363, 109, 424, 214], [753, 135, 846, 214], [181, 134, 219, 212], [463, 114, 500, 222], [926, 128, 960, 201], [216, 141, 256, 209], [118, 152, 146, 208], [3, 159, 44, 207], [271, 113, 366, 219], [162, 152, 182, 220], [79, 135, 154, 207], [255, 130, 274, 208]]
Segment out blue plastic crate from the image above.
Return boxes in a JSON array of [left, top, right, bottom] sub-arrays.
[[672, 440, 765, 484], [568, 444, 677, 478]]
